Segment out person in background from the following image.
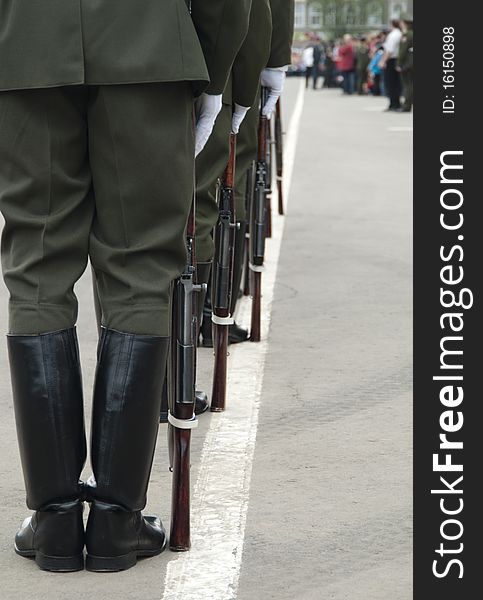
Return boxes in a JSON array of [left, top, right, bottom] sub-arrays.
[[302, 43, 315, 89], [312, 38, 324, 90], [397, 15, 414, 112], [332, 40, 342, 87], [355, 36, 370, 95], [323, 42, 336, 88], [380, 19, 402, 111], [338, 34, 355, 95], [368, 32, 379, 56], [368, 40, 385, 96]]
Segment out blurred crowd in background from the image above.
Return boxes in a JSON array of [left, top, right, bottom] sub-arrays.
[[290, 14, 413, 112]]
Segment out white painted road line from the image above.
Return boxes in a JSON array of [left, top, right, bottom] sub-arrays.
[[388, 126, 413, 132], [161, 79, 305, 600]]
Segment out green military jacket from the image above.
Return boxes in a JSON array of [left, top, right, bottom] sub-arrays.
[[228, 0, 294, 107], [355, 47, 370, 73], [0, 0, 250, 94], [267, 0, 294, 69], [397, 29, 414, 71]]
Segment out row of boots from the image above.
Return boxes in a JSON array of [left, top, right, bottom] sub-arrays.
[[10, 326, 168, 572]]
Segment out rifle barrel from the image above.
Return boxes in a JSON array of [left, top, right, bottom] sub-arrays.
[[275, 99, 284, 215], [249, 92, 269, 342]]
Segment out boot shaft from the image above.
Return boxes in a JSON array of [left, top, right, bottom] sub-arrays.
[[88, 328, 169, 511], [196, 261, 211, 335], [230, 220, 248, 316], [7, 328, 86, 509]]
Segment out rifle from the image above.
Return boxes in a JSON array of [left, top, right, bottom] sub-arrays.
[[167, 205, 205, 551], [211, 133, 237, 412], [243, 162, 255, 297], [274, 98, 284, 215], [265, 111, 273, 239], [249, 88, 269, 343]]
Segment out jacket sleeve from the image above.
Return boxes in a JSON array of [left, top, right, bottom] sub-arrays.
[[232, 0, 272, 107], [191, 0, 252, 95], [267, 0, 294, 68], [397, 32, 413, 70]]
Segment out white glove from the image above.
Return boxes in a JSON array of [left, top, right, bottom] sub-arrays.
[[231, 104, 250, 134], [260, 67, 287, 118], [194, 93, 223, 157]]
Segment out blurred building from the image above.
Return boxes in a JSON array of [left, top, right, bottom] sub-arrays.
[[387, 0, 414, 19], [294, 0, 413, 39]]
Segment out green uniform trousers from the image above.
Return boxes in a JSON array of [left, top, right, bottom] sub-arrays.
[[401, 69, 413, 111], [0, 83, 194, 335], [195, 91, 260, 262]]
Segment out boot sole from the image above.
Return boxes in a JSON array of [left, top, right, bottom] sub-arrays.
[[15, 546, 84, 572], [86, 536, 167, 572], [229, 336, 249, 344]]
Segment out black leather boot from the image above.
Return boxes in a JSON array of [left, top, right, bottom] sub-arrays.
[[160, 388, 208, 422], [200, 305, 248, 346], [228, 322, 249, 344], [195, 390, 209, 414], [230, 221, 247, 317], [199, 300, 214, 348], [199, 261, 213, 349], [160, 378, 169, 423], [86, 327, 169, 572], [228, 222, 249, 344], [15, 501, 85, 572], [7, 328, 86, 572], [196, 262, 212, 328]]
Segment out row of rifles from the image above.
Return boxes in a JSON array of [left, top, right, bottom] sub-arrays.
[[164, 88, 284, 552]]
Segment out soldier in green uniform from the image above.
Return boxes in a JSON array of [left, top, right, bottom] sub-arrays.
[[0, 0, 253, 572], [397, 15, 414, 113], [196, 0, 295, 353], [355, 37, 370, 95]]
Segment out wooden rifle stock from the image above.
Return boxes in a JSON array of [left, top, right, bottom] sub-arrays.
[[211, 133, 237, 412], [243, 236, 250, 296], [275, 99, 284, 215], [168, 207, 204, 551], [249, 88, 269, 342]]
